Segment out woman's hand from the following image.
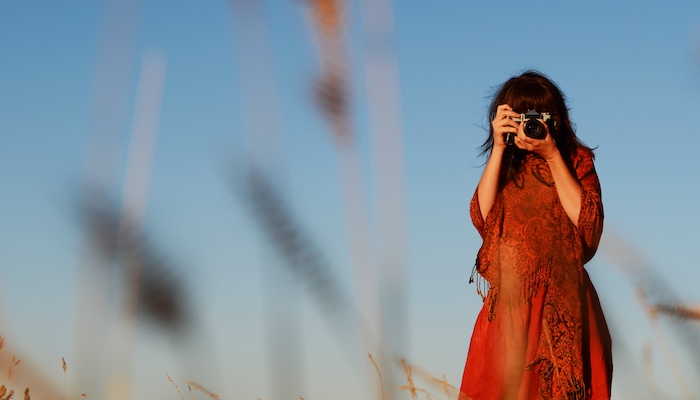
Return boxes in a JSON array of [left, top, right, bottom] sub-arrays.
[[514, 120, 559, 161], [492, 104, 520, 151]]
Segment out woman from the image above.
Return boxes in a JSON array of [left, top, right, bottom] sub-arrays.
[[459, 71, 612, 400]]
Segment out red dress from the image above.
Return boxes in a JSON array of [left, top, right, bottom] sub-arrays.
[[459, 149, 613, 400]]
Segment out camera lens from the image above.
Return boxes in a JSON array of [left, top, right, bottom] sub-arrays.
[[524, 120, 546, 139]]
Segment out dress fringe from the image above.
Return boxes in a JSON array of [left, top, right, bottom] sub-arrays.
[[479, 259, 553, 322], [469, 260, 489, 302]]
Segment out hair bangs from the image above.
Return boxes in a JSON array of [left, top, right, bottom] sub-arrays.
[[503, 80, 557, 115]]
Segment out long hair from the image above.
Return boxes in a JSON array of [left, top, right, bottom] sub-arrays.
[[479, 70, 594, 181]]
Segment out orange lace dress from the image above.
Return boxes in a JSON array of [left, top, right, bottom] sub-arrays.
[[459, 148, 612, 400]]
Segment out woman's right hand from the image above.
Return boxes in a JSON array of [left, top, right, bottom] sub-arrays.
[[492, 104, 520, 151], [479, 104, 518, 220]]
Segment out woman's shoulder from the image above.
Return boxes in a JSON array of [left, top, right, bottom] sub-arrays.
[[573, 144, 595, 159], [570, 145, 598, 178], [571, 145, 595, 165]]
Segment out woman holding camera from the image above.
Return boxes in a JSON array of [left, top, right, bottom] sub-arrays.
[[459, 71, 612, 400]]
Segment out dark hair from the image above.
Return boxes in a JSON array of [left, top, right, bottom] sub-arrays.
[[480, 70, 594, 179]]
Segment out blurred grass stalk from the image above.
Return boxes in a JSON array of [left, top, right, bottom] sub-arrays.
[[359, 0, 408, 390], [228, 0, 304, 398], [308, 0, 405, 397], [104, 50, 166, 400], [601, 230, 700, 398], [74, 0, 143, 397]]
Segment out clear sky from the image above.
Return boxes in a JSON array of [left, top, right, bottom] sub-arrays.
[[2, 1, 700, 399]]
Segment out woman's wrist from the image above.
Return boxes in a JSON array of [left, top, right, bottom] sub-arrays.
[[543, 146, 561, 163], [491, 144, 507, 157]]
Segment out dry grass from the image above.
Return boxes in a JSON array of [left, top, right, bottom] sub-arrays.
[[394, 357, 459, 400], [166, 374, 224, 400], [0, 336, 28, 400], [0, 386, 14, 400], [368, 353, 386, 400], [6, 356, 20, 382], [184, 379, 220, 399], [367, 354, 456, 399], [2, 333, 459, 400], [0, 336, 83, 400], [166, 373, 185, 400], [161, 353, 458, 400]]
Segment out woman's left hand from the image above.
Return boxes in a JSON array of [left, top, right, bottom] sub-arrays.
[[514, 121, 559, 161]]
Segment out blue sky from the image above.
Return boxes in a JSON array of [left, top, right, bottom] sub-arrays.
[[2, 1, 700, 399]]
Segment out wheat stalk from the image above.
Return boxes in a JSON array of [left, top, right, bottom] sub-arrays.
[[61, 358, 67, 400], [0, 385, 14, 400], [184, 379, 220, 399], [368, 353, 386, 400], [7, 356, 20, 381], [165, 373, 185, 400]]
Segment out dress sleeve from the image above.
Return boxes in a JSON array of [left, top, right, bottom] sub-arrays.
[[575, 149, 604, 263], [470, 186, 503, 240], [470, 188, 486, 238]]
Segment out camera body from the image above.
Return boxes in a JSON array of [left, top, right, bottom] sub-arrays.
[[508, 109, 556, 144]]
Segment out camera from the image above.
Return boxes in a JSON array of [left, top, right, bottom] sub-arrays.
[[507, 109, 556, 144]]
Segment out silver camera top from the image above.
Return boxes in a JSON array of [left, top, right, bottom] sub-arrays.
[[511, 109, 553, 124]]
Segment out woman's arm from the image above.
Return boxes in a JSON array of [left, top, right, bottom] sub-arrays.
[[478, 104, 520, 220], [477, 147, 504, 221], [572, 151, 604, 261], [513, 124, 582, 227], [544, 150, 582, 227]]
